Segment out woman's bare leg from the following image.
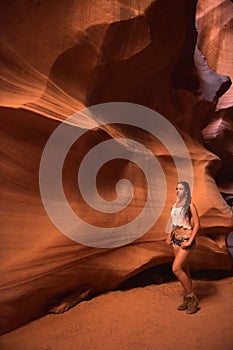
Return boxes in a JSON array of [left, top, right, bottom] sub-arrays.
[[183, 261, 191, 280], [172, 245, 192, 294]]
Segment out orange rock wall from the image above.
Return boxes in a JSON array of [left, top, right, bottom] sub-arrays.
[[0, 0, 232, 335]]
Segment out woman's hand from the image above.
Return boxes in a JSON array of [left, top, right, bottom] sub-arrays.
[[181, 240, 192, 249], [166, 235, 172, 245]]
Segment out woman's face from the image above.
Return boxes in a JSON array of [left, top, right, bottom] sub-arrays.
[[176, 183, 186, 198]]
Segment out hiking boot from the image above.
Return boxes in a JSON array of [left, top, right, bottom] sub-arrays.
[[186, 295, 199, 314], [177, 295, 190, 311]]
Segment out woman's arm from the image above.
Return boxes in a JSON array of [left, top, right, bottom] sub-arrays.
[[165, 208, 174, 245], [182, 203, 200, 248]]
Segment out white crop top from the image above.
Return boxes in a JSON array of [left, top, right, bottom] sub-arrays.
[[170, 206, 192, 229]]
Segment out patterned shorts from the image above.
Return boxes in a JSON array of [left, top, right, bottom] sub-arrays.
[[171, 233, 196, 249]]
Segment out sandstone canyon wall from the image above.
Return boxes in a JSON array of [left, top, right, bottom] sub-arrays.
[[0, 0, 232, 334]]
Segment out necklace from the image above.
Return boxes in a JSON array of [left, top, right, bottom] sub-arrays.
[[175, 201, 185, 208]]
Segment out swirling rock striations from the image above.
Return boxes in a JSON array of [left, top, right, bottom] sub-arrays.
[[0, 0, 232, 334], [197, 0, 233, 194]]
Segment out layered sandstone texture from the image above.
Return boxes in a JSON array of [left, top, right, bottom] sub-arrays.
[[0, 0, 232, 334]]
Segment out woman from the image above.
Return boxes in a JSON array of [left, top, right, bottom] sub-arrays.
[[166, 181, 200, 314]]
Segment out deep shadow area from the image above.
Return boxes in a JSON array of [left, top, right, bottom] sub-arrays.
[[118, 263, 175, 291], [117, 263, 233, 291], [192, 267, 233, 280]]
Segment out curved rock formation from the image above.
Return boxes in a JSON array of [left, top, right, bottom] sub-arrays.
[[197, 0, 233, 192], [0, 0, 232, 334]]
